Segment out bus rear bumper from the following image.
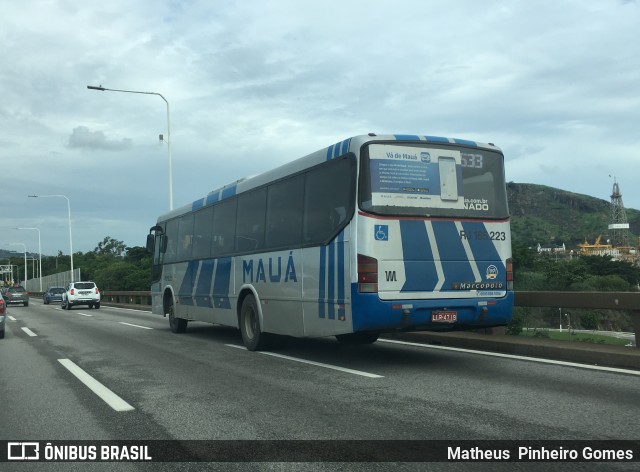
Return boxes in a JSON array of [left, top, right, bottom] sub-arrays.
[[350, 286, 514, 333]]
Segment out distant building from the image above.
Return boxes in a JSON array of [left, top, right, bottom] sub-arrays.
[[537, 243, 566, 253]]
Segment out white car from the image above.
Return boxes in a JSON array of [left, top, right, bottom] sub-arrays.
[[62, 281, 101, 310]]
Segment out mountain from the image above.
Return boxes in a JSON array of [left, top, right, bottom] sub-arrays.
[[507, 183, 640, 248]]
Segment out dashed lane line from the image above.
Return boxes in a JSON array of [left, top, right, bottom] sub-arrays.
[[58, 359, 135, 412]]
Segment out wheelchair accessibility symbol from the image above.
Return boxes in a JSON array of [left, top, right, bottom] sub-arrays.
[[374, 225, 389, 241]]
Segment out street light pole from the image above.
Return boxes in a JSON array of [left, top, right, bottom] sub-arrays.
[[28, 194, 74, 282], [87, 84, 173, 210], [559, 307, 562, 333], [17, 227, 42, 291], [10, 243, 27, 287]]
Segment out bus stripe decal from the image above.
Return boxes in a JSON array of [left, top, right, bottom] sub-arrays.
[[453, 138, 478, 147], [425, 222, 445, 291], [340, 138, 350, 155], [221, 185, 237, 200], [192, 198, 205, 211], [327, 139, 350, 160], [318, 246, 326, 318], [326, 145, 335, 161], [455, 222, 482, 282], [432, 221, 476, 289], [206, 192, 220, 205], [424, 135, 450, 143], [178, 261, 198, 306], [195, 259, 215, 307], [461, 222, 503, 270], [399, 220, 439, 292], [213, 257, 232, 309], [393, 134, 420, 141], [327, 240, 336, 319]]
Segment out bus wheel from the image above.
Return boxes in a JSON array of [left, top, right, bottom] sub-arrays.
[[336, 331, 380, 345], [168, 302, 187, 333], [240, 295, 271, 351]]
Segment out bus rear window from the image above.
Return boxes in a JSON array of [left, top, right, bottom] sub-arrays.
[[359, 143, 509, 219]]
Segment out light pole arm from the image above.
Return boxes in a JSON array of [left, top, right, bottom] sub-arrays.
[[87, 85, 173, 210]]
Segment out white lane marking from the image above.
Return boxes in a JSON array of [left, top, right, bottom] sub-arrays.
[[74, 312, 94, 317], [57, 359, 135, 412], [118, 322, 153, 330], [9, 316, 17, 321], [21, 327, 38, 337], [379, 339, 640, 376], [226, 344, 383, 378]]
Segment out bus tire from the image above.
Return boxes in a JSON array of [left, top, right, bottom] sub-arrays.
[[240, 294, 271, 351], [336, 331, 380, 345], [168, 301, 187, 333]]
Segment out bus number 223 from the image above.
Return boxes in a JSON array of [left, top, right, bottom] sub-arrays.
[[459, 230, 506, 241]]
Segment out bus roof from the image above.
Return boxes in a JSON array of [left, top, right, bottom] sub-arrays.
[[156, 133, 502, 222]]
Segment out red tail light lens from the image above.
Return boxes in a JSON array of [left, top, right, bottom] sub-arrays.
[[95, 288, 99, 294], [506, 258, 514, 290], [357, 254, 378, 293], [70, 289, 75, 295]]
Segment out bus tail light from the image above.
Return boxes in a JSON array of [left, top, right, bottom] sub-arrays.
[[506, 258, 513, 290], [358, 254, 378, 293]]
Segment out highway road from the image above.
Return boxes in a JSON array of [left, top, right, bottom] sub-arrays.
[[1, 300, 638, 471]]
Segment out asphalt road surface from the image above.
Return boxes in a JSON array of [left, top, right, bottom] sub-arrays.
[[1, 300, 638, 471]]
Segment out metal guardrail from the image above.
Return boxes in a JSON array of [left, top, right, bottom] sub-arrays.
[[100, 291, 152, 308], [514, 291, 640, 348], [39, 290, 638, 348]]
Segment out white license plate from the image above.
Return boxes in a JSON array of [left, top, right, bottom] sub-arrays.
[[432, 311, 457, 323]]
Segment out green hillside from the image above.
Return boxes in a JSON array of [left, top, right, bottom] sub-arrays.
[[507, 183, 640, 248]]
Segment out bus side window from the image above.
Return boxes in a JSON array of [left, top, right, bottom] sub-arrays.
[[192, 205, 214, 259], [236, 188, 267, 253], [164, 219, 179, 263], [176, 213, 194, 261], [266, 175, 304, 249], [212, 198, 237, 256], [303, 156, 355, 244]]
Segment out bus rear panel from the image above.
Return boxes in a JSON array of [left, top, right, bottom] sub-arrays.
[[352, 137, 512, 333]]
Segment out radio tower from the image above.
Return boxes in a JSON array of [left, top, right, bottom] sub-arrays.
[[608, 179, 630, 249]]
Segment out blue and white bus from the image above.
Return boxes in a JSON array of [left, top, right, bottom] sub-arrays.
[[147, 133, 513, 350]]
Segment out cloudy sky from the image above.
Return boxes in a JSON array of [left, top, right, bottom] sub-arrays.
[[1, 0, 639, 256]]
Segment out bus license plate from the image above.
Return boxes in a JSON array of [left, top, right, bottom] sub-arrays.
[[432, 311, 457, 323]]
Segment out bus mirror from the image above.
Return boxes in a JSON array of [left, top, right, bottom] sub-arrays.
[[146, 234, 155, 253]]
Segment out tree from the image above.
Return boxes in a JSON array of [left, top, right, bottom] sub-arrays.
[[94, 237, 127, 257]]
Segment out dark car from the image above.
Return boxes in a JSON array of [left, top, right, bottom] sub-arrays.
[[43, 287, 66, 304], [4, 285, 29, 307]]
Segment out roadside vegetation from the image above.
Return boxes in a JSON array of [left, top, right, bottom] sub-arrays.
[[3, 236, 150, 291], [519, 328, 631, 347], [507, 243, 639, 337]]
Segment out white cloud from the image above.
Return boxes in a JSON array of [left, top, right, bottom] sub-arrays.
[[68, 126, 132, 151]]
